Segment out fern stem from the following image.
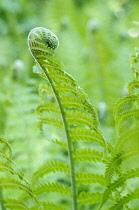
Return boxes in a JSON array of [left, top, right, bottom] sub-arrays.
[[39, 63, 78, 210]]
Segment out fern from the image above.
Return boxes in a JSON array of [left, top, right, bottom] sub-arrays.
[[27, 27, 139, 209], [28, 27, 107, 209]]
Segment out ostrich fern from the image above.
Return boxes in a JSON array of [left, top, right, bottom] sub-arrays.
[[28, 27, 107, 210]]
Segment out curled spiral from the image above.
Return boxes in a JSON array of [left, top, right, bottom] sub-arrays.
[[28, 27, 59, 59]]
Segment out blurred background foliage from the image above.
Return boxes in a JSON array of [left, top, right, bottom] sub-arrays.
[[0, 0, 139, 188]]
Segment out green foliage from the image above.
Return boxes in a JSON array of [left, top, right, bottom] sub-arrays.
[[1, 1, 139, 209]]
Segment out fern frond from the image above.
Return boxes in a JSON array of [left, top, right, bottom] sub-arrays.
[[28, 26, 105, 210], [113, 95, 139, 120], [70, 127, 105, 147], [36, 102, 60, 115], [32, 160, 70, 185], [3, 198, 29, 210], [39, 116, 63, 129], [76, 172, 106, 186], [78, 191, 102, 205], [115, 109, 139, 136], [74, 148, 107, 163], [34, 182, 71, 196]]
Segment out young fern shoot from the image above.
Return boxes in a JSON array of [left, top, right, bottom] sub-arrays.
[[28, 27, 78, 210], [28, 27, 107, 209]]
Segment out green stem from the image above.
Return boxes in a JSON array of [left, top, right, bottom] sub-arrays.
[[39, 63, 78, 210]]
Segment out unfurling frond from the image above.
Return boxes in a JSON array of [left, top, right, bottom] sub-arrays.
[[28, 27, 104, 209]]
